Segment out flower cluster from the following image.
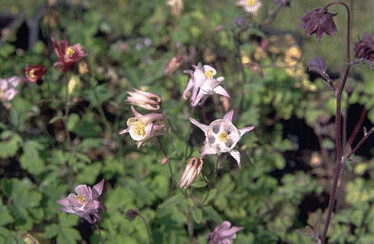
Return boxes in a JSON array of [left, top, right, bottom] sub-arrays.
[[57, 180, 106, 224], [0, 76, 21, 107], [120, 89, 165, 147], [183, 64, 229, 107]]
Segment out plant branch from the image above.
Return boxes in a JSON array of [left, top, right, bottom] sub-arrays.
[[345, 127, 374, 159], [138, 213, 152, 244], [95, 223, 104, 244], [320, 2, 351, 243]]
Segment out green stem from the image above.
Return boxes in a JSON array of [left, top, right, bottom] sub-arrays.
[[95, 223, 104, 244], [138, 213, 152, 244]]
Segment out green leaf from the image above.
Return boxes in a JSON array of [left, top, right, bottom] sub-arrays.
[[67, 113, 80, 131], [204, 206, 222, 222], [77, 163, 102, 184], [191, 181, 207, 188], [19, 140, 45, 175], [56, 227, 81, 244], [0, 205, 14, 226], [0, 131, 22, 158], [191, 208, 202, 224]]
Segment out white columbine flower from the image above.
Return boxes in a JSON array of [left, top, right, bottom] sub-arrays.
[[189, 110, 254, 168], [183, 64, 230, 107], [236, 0, 262, 14], [119, 106, 165, 148]]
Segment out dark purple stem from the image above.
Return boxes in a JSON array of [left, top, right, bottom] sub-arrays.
[[320, 2, 351, 244]]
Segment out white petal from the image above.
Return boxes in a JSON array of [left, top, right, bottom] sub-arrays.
[[230, 150, 241, 168], [189, 118, 208, 135], [223, 110, 234, 122], [213, 85, 230, 98], [192, 90, 208, 107], [200, 143, 217, 157], [203, 65, 217, 76], [239, 126, 254, 137], [183, 78, 194, 100], [216, 76, 224, 83], [119, 127, 130, 135]]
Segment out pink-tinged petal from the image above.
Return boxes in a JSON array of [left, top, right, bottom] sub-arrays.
[[60, 40, 69, 55], [142, 113, 164, 125], [200, 144, 217, 157], [230, 150, 241, 168], [144, 123, 153, 137], [67, 193, 80, 206], [131, 106, 143, 118], [183, 78, 194, 100], [191, 90, 207, 107], [119, 127, 130, 135], [189, 118, 209, 135], [216, 76, 224, 83], [220, 226, 243, 238], [59, 206, 76, 214], [213, 86, 230, 98], [193, 66, 206, 85], [92, 179, 104, 199], [223, 110, 234, 122], [239, 126, 254, 137], [76, 212, 94, 224], [136, 140, 145, 148], [57, 197, 71, 207], [203, 65, 217, 76], [216, 221, 231, 232]]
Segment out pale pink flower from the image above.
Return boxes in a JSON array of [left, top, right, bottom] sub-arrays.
[[179, 157, 204, 188], [183, 64, 229, 107], [57, 180, 105, 224], [189, 110, 254, 168], [236, 0, 262, 14], [0, 76, 21, 105], [207, 221, 243, 244], [126, 88, 161, 111], [119, 106, 165, 148]]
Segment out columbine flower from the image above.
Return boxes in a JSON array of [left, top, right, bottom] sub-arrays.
[[236, 0, 262, 14], [354, 33, 374, 67], [51, 37, 87, 72], [0, 76, 21, 106], [119, 106, 165, 148], [307, 57, 327, 74], [207, 221, 243, 244], [189, 110, 254, 168], [300, 8, 337, 41], [126, 89, 161, 111], [179, 157, 204, 188], [183, 65, 229, 107], [24, 65, 47, 83], [166, 0, 184, 17], [57, 180, 106, 224]]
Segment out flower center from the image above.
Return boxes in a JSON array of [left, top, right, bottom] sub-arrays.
[[205, 70, 214, 79], [28, 69, 36, 79], [218, 131, 228, 142], [246, 0, 258, 6], [76, 194, 86, 204], [66, 46, 75, 57], [134, 121, 146, 136]]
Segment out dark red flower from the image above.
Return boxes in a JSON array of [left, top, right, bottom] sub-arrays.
[[24, 65, 47, 83], [354, 33, 374, 63], [300, 8, 337, 41], [51, 37, 87, 72]]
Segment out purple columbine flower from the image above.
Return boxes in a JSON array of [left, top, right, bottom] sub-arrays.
[[51, 37, 87, 72], [354, 33, 374, 67], [57, 180, 106, 224], [307, 57, 327, 74], [300, 8, 337, 41], [207, 221, 243, 244]]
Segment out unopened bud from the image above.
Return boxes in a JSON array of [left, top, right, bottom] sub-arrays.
[[125, 209, 139, 221], [160, 157, 169, 166], [179, 157, 204, 188]]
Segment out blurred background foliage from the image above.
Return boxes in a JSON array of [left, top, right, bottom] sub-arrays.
[[0, 0, 373, 243]]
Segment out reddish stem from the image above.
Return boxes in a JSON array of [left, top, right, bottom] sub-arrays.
[[347, 108, 367, 146]]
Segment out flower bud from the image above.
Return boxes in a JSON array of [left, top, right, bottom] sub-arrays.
[[126, 89, 161, 111], [179, 157, 204, 188], [125, 209, 139, 221]]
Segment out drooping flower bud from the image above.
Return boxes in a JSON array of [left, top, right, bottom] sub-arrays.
[[125, 209, 139, 221], [307, 57, 327, 74], [300, 8, 337, 41], [179, 157, 204, 188], [126, 89, 162, 111], [354, 33, 374, 68]]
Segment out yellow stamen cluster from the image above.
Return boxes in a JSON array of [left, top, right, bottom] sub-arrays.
[[246, 0, 258, 6], [205, 70, 214, 79], [28, 69, 36, 79], [66, 46, 75, 57], [218, 131, 229, 142], [134, 121, 146, 136], [76, 194, 86, 204]]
